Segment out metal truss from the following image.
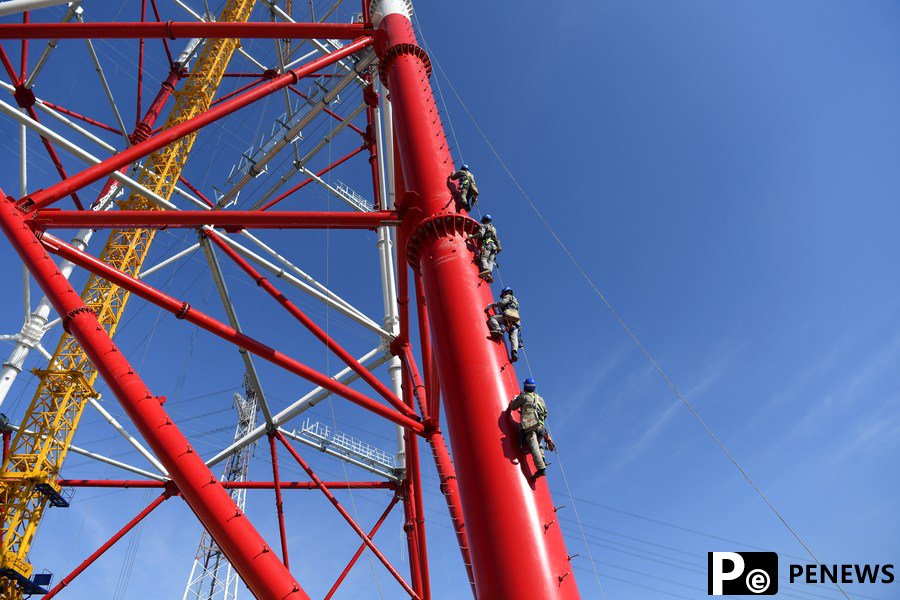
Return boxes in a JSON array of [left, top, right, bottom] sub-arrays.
[[182, 375, 259, 600], [0, 1, 579, 599]]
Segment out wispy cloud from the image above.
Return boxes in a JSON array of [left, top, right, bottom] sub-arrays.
[[758, 328, 900, 465], [609, 341, 742, 472]]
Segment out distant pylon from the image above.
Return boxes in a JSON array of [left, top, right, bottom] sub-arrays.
[[182, 374, 259, 600]]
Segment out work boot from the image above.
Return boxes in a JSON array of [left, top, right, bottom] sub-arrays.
[[510, 351, 518, 363], [489, 329, 504, 338], [534, 468, 546, 479], [479, 271, 493, 283]]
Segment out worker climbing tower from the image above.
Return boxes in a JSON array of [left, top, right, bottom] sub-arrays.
[[371, 1, 579, 596], [0, 0, 583, 597], [183, 374, 259, 600]]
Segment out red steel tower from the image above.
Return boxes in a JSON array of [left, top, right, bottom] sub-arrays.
[[372, 2, 579, 597], [0, 1, 580, 598]]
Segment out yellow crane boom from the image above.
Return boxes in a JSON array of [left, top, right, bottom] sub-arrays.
[[0, 1, 256, 595]]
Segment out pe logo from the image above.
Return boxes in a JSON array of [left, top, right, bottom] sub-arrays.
[[708, 552, 778, 595]]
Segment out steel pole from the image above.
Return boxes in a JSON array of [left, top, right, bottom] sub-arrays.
[[0, 199, 309, 600], [0, 0, 71, 18], [0, 21, 370, 40], [397, 343, 475, 592], [268, 434, 290, 568], [23, 209, 306, 232], [56, 480, 394, 490], [372, 3, 579, 597]]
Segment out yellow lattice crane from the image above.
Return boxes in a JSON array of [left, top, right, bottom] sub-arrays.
[[0, 1, 257, 595]]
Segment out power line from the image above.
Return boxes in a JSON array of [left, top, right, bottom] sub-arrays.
[[422, 25, 852, 600]]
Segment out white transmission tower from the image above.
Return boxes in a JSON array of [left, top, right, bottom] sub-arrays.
[[182, 375, 259, 600]]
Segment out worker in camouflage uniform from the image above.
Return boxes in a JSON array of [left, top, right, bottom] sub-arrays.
[[468, 214, 502, 282], [448, 164, 478, 211], [486, 287, 522, 362], [508, 377, 555, 478]]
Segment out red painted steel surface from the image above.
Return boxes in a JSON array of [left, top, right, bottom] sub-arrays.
[[0, 6, 585, 595], [37, 231, 424, 433], [43, 492, 172, 599], [268, 434, 291, 568], [325, 496, 400, 600], [0, 21, 370, 40], [376, 11, 580, 599], [55, 480, 394, 490], [28, 209, 399, 230], [0, 198, 309, 600], [202, 230, 413, 417], [275, 431, 420, 599], [20, 37, 373, 211]]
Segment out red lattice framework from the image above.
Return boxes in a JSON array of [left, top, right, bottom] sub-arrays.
[[0, 2, 580, 598]]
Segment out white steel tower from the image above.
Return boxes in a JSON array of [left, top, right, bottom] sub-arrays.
[[182, 374, 259, 600]]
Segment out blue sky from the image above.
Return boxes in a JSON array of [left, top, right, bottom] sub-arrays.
[[0, 1, 899, 599]]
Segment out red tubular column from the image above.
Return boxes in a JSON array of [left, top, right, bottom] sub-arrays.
[[427, 431, 476, 594], [372, 4, 579, 598], [397, 344, 475, 593], [413, 272, 439, 426], [0, 199, 308, 600]]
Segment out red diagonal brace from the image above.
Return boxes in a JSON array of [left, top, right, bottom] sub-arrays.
[[324, 495, 400, 599], [37, 230, 423, 434], [43, 491, 172, 599], [260, 145, 367, 211], [398, 345, 476, 594], [41, 100, 122, 135], [275, 430, 420, 599], [204, 229, 413, 418], [23, 105, 84, 210], [0, 198, 308, 600]]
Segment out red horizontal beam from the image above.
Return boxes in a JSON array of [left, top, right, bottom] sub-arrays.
[[0, 21, 370, 40], [28, 210, 399, 231], [56, 479, 395, 490], [19, 36, 372, 212]]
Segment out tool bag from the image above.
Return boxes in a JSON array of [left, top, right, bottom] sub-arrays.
[[519, 393, 543, 432], [503, 308, 520, 323]]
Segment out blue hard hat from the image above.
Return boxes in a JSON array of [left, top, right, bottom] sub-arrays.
[[481, 214, 493, 222], [460, 164, 469, 171], [501, 287, 513, 296], [523, 378, 537, 390]]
